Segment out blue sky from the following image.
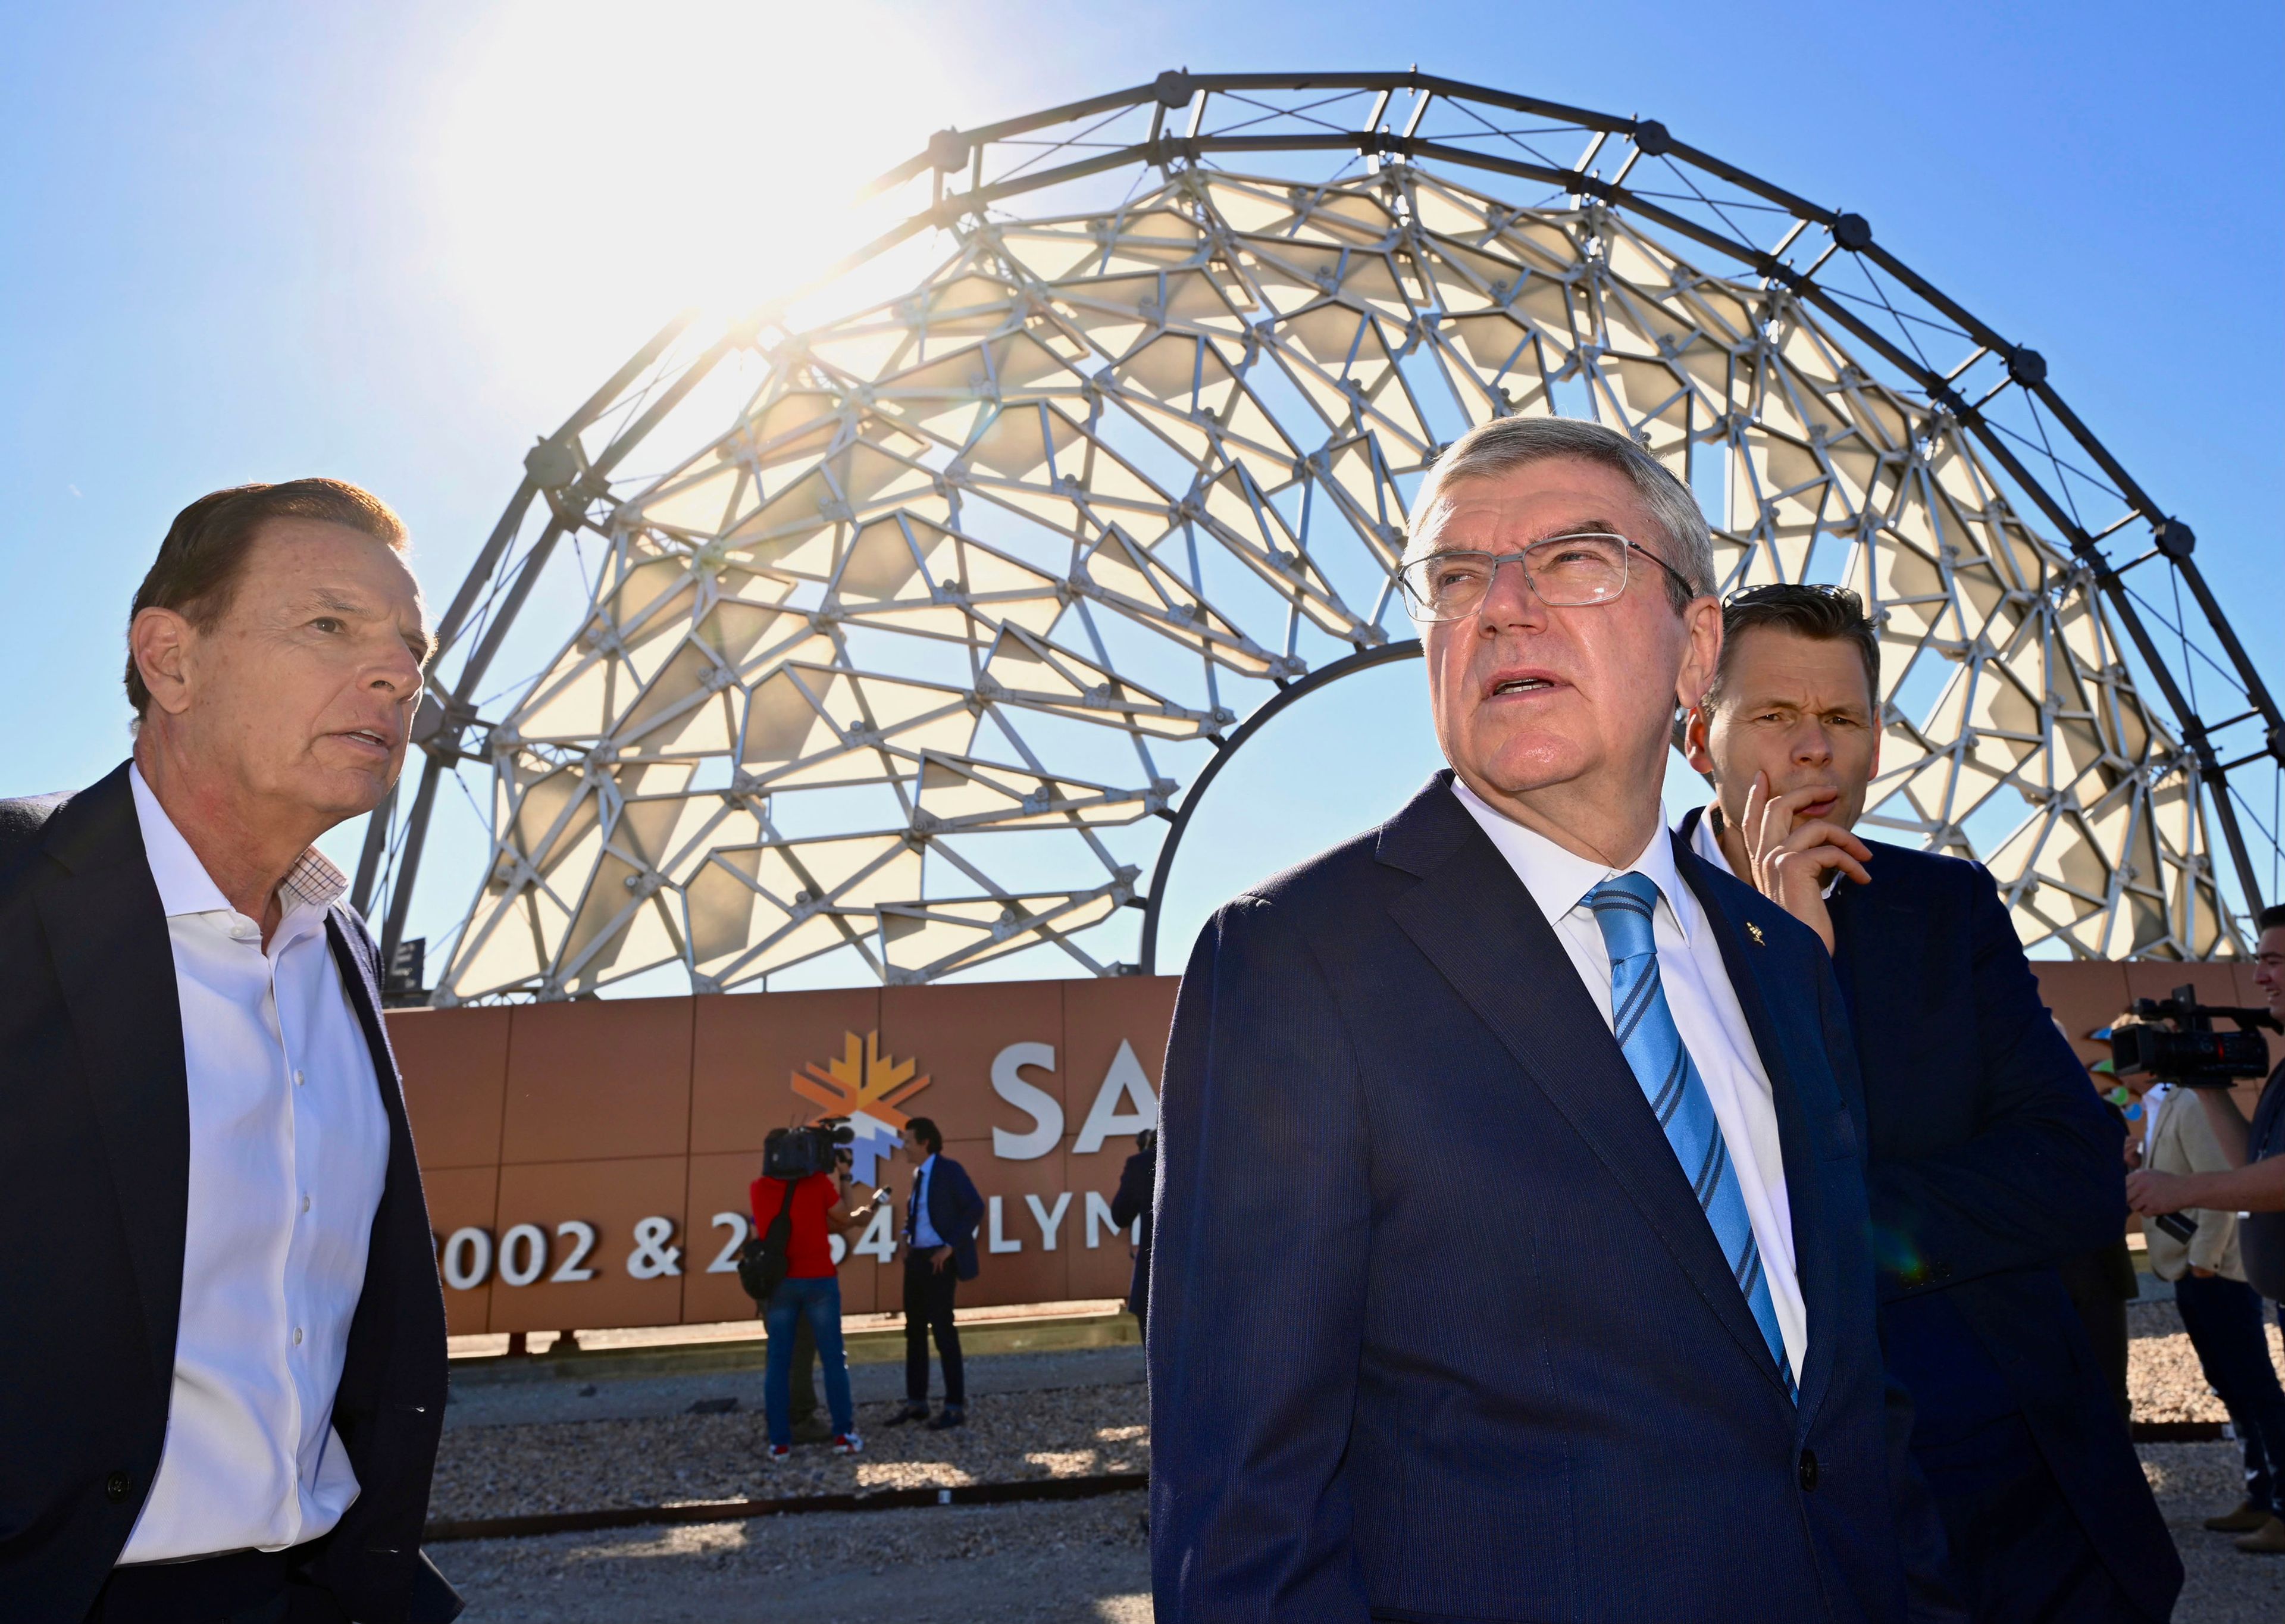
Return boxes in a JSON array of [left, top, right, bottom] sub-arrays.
[[4, 0, 2278, 976]]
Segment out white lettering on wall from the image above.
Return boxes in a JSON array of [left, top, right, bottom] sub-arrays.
[[442, 1227, 492, 1290], [991, 1041, 1063, 1160], [1084, 1190, 1137, 1248], [626, 1215, 683, 1278], [551, 1220, 598, 1282], [499, 1223, 549, 1287], [987, 1194, 1022, 1253], [706, 1213, 749, 1273], [853, 1203, 898, 1262], [1073, 1040, 1159, 1154], [1026, 1191, 1072, 1250]]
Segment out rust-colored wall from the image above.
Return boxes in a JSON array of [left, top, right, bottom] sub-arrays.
[[390, 977, 1179, 1335], [393, 962, 2261, 1337]]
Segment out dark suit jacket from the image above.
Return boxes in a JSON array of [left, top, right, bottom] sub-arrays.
[[1109, 1148, 1154, 1321], [1149, 774, 1929, 1623], [910, 1153, 984, 1281], [1773, 818, 2178, 1619], [0, 764, 461, 1623]]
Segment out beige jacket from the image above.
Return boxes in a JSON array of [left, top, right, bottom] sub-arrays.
[[2142, 1084, 2243, 1281]]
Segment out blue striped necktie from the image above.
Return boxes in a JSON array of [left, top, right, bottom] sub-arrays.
[[1586, 872, 1795, 1398]]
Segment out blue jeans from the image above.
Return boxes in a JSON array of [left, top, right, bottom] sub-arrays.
[[765, 1275, 853, 1447], [2174, 1271, 2285, 1515]]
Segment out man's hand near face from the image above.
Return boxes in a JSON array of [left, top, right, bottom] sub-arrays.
[[1737, 771, 1874, 953]]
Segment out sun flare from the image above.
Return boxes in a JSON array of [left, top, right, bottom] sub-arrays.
[[428, 0, 958, 371]]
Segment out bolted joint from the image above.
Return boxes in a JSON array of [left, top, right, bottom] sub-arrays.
[[2004, 346, 2048, 389], [524, 436, 581, 492], [1154, 69, 1194, 109], [2155, 518, 2196, 561], [1830, 212, 1873, 252], [1632, 119, 1673, 157], [928, 128, 971, 174]]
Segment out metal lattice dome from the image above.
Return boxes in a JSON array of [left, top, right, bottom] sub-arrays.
[[355, 72, 2285, 1002]]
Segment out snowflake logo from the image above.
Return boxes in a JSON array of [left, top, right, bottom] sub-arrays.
[[790, 1031, 931, 1184]]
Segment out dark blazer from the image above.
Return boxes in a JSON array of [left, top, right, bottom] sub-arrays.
[[1149, 774, 1933, 1624], [1761, 816, 2178, 1620], [0, 764, 461, 1624], [911, 1153, 985, 1281], [1109, 1147, 1154, 1321]]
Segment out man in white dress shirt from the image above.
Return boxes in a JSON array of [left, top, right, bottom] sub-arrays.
[[0, 479, 461, 1622], [1148, 416, 1949, 1622]]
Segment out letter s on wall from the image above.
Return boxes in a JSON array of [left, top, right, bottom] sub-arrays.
[[991, 1041, 1063, 1159]]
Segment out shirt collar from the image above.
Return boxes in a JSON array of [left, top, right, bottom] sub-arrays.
[[1451, 777, 1698, 946], [129, 763, 348, 926], [130, 764, 232, 918]]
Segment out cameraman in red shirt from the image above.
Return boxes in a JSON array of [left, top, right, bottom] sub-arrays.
[[751, 1146, 884, 1460]]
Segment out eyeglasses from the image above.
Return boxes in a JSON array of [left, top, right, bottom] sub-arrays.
[[1395, 532, 1692, 623]]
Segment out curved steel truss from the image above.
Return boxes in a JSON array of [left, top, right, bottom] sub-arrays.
[[358, 71, 2285, 1001]]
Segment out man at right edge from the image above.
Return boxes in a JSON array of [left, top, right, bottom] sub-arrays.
[[1681, 582, 2179, 1621]]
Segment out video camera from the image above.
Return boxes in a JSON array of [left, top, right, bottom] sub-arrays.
[[763, 1118, 854, 1179], [2108, 985, 2280, 1090]]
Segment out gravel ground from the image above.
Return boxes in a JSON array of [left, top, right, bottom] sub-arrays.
[[431, 1492, 1150, 1623], [443, 1347, 1145, 1431], [431, 1380, 1148, 1519], [2129, 1300, 2285, 1424], [428, 1300, 2285, 1620], [2140, 1442, 2285, 1624]]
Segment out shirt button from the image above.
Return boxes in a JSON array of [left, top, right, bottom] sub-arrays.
[[293, 1327, 304, 1346], [1798, 1449, 1820, 1492], [302, 1194, 312, 1214], [105, 1471, 132, 1503], [293, 1070, 305, 1087]]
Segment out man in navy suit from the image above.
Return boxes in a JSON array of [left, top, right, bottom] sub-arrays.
[[885, 1116, 985, 1431], [1150, 418, 1946, 1623], [1680, 583, 2178, 1620]]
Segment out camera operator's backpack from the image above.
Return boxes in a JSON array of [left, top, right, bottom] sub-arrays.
[[738, 1181, 795, 1306]]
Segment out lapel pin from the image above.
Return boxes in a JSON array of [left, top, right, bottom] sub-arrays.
[[1746, 921, 1766, 946]]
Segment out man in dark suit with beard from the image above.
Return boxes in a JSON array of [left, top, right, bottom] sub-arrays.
[[1680, 582, 2178, 1622], [0, 480, 460, 1623], [1149, 418, 1951, 1623]]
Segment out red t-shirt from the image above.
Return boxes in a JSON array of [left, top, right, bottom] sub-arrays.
[[750, 1173, 839, 1279]]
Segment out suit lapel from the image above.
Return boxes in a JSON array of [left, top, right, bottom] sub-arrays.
[[30, 764, 189, 1388], [1379, 784, 1792, 1403], [1673, 838, 1843, 1429]]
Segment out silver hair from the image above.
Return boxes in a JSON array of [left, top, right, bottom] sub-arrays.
[[1404, 416, 1716, 609]]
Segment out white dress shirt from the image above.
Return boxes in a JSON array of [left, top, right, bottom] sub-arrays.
[[909, 1154, 946, 1250], [1454, 779, 1808, 1381], [120, 766, 389, 1564]]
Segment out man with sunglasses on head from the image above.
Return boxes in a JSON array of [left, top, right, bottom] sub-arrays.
[[1150, 417, 1951, 1623], [1679, 583, 2177, 1621]]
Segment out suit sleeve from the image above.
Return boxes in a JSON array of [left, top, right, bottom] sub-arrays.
[[943, 1163, 983, 1246], [1109, 1153, 1151, 1231], [1148, 897, 1373, 1624], [1867, 864, 2125, 1297]]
